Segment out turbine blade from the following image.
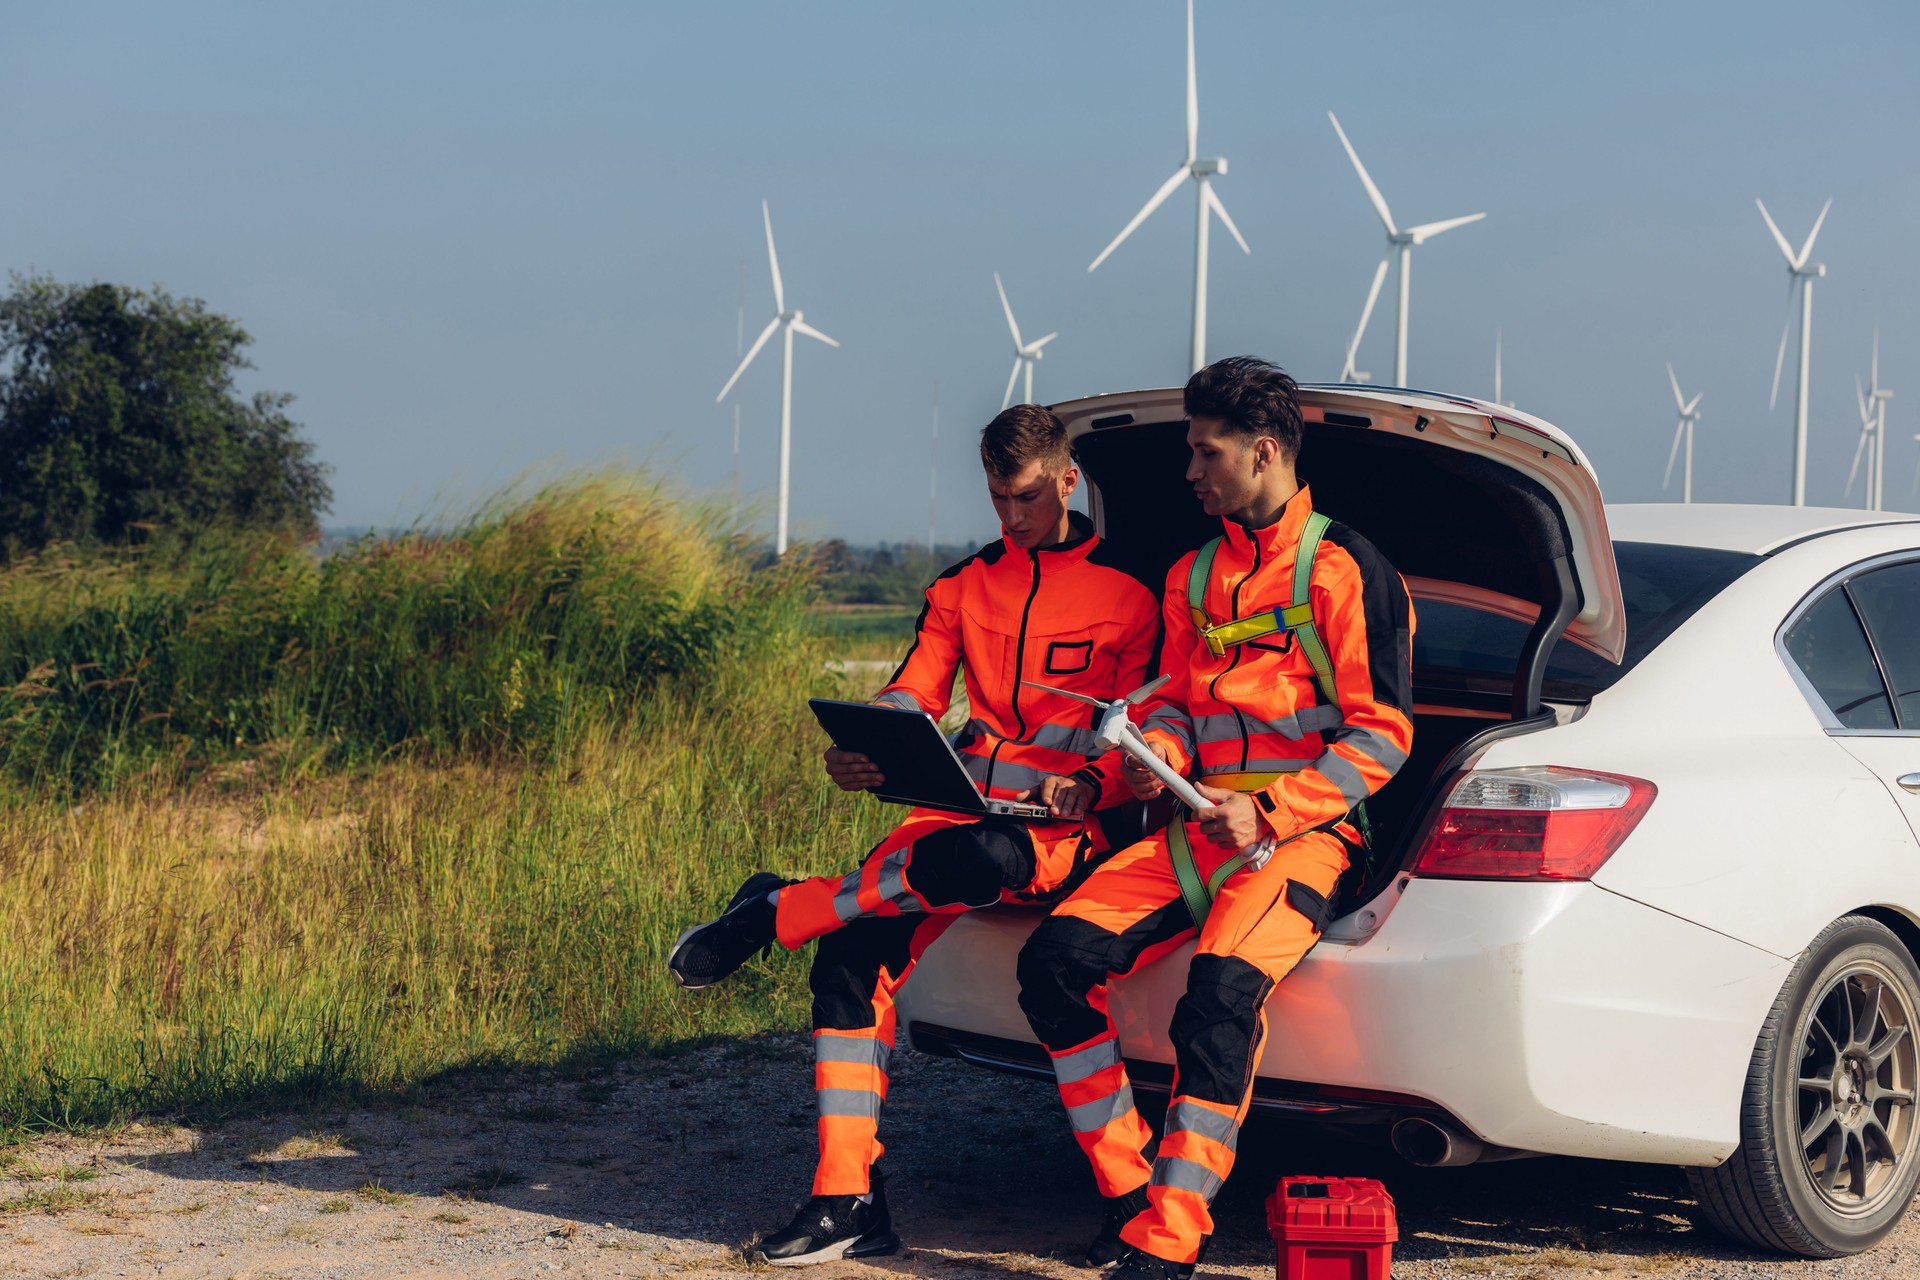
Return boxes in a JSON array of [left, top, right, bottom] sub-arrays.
[[994, 272, 1022, 347], [1343, 257, 1390, 382], [1796, 197, 1833, 267], [1407, 212, 1487, 244], [1088, 165, 1191, 272], [1021, 679, 1109, 708], [1028, 332, 1059, 351], [1845, 423, 1870, 498], [1206, 185, 1251, 255], [1755, 198, 1797, 267], [1684, 392, 1703, 415], [1124, 674, 1172, 705], [1859, 375, 1872, 425], [1663, 421, 1686, 490], [1769, 284, 1794, 411], [792, 320, 839, 348], [717, 316, 781, 402], [1002, 358, 1022, 411], [762, 200, 785, 315], [1872, 328, 1881, 390], [1185, 0, 1198, 164], [1667, 362, 1686, 412], [1327, 112, 1396, 237]]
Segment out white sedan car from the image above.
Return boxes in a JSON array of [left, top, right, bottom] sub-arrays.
[[894, 384, 1920, 1259]]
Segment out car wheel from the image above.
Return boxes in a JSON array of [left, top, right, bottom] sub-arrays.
[[1687, 915, 1920, 1257]]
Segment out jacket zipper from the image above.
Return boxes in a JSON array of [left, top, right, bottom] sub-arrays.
[[988, 549, 1045, 794], [1208, 533, 1259, 771]]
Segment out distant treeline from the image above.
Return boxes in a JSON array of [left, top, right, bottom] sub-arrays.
[[812, 540, 985, 605]]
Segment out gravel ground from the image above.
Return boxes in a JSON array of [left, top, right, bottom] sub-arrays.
[[2, 1034, 1917, 1279]]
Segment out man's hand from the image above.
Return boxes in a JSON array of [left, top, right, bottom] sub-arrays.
[[824, 746, 885, 792], [1121, 739, 1175, 800], [1023, 775, 1096, 821], [1194, 783, 1266, 853]]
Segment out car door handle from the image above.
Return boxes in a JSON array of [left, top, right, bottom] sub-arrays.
[[1900, 773, 1920, 794]]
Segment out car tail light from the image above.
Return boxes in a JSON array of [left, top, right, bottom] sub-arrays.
[[1409, 766, 1656, 881]]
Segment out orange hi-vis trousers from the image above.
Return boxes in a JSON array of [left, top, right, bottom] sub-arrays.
[[1016, 820, 1347, 1265], [780, 807, 1098, 1197]]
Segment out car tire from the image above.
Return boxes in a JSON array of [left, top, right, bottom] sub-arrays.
[[1687, 915, 1920, 1257]]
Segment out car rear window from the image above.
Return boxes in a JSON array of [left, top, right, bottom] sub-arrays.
[[1413, 541, 1763, 698]]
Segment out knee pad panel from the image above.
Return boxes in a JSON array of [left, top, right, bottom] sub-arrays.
[[1015, 915, 1121, 1051], [810, 916, 922, 1030], [1167, 953, 1274, 1106], [906, 818, 1036, 909]]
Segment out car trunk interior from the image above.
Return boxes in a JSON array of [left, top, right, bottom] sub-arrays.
[[1071, 415, 1591, 904]]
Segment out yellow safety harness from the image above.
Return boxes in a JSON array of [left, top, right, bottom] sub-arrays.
[[1168, 510, 1371, 927]]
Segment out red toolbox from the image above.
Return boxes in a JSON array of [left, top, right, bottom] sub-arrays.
[[1266, 1176, 1397, 1280]]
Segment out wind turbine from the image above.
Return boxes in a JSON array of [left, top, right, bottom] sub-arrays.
[[994, 273, 1057, 409], [1493, 328, 1514, 408], [928, 382, 939, 557], [1087, 0, 1250, 374], [1756, 197, 1832, 506], [1338, 258, 1386, 383], [716, 200, 839, 555], [1663, 363, 1704, 505], [1328, 111, 1486, 387], [1848, 332, 1896, 511]]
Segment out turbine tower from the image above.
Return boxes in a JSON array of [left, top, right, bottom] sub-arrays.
[[1493, 328, 1514, 408], [1329, 111, 1485, 387], [716, 200, 839, 555], [1087, 0, 1250, 374], [1663, 363, 1704, 505], [1756, 197, 1832, 506], [1848, 332, 1896, 511], [994, 273, 1058, 409]]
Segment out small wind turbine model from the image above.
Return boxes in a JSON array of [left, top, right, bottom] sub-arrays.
[[716, 201, 839, 556], [1329, 111, 1486, 388], [994, 274, 1058, 409], [1087, 0, 1250, 374], [1756, 197, 1832, 506], [1663, 364, 1704, 505]]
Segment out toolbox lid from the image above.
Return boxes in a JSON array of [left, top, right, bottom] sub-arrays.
[[1266, 1176, 1399, 1243]]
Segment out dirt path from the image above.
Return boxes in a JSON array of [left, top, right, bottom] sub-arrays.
[[3, 1034, 1917, 1279]]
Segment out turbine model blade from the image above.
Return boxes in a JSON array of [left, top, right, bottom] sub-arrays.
[[1184, 0, 1198, 165], [1668, 362, 1686, 412], [994, 272, 1022, 348], [1124, 674, 1172, 705], [1327, 112, 1396, 237], [716, 316, 781, 403], [1206, 185, 1251, 255], [1088, 165, 1191, 272], [792, 320, 839, 348], [1755, 199, 1797, 267], [1406, 212, 1487, 245], [1002, 358, 1022, 411], [1020, 679, 1109, 709], [1343, 257, 1390, 382], [1768, 284, 1794, 411], [1796, 198, 1833, 266], [1028, 332, 1059, 351], [1845, 423, 1870, 498], [762, 200, 785, 315], [1663, 421, 1686, 491]]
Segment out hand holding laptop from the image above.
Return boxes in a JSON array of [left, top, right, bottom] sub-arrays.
[[823, 746, 885, 792]]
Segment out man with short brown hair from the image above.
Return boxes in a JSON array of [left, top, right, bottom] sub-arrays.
[[670, 404, 1161, 1265]]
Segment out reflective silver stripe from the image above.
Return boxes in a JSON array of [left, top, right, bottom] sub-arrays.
[[1194, 706, 1344, 744], [831, 870, 863, 924], [1031, 721, 1105, 758], [1050, 1039, 1121, 1085], [1329, 724, 1409, 773], [1310, 749, 1373, 808], [817, 1087, 883, 1120], [872, 848, 913, 908], [1165, 1100, 1239, 1154], [961, 753, 1050, 796], [1142, 707, 1195, 752], [872, 689, 924, 713], [1067, 1084, 1137, 1134], [1150, 1156, 1224, 1201], [816, 1033, 891, 1075]]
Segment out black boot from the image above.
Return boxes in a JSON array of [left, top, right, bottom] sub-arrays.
[[1086, 1184, 1150, 1266], [1110, 1245, 1196, 1280], [668, 872, 793, 989], [750, 1174, 902, 1266]]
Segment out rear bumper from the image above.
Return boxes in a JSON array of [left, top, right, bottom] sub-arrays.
[[893, 879, 1792, 1165]]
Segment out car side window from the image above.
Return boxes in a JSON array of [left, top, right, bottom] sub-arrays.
[[1845, 561, 1920, 728], [1783, 588, 1896, 730]]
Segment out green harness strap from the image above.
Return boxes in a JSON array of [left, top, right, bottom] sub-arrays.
[[1170, 511, 1371, 925]]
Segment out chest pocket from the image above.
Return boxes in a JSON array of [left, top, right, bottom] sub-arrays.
[[1043, 639, 1093, 675]]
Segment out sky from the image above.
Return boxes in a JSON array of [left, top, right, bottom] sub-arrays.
[[3, 1, 1917, 547]]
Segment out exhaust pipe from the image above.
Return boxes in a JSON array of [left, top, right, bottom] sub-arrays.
[[1390, 1115, 1539, 1167]]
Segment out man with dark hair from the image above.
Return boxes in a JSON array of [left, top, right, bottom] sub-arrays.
[[669, 403, 1162, 1265], [1016, 358, 1414, 1280]]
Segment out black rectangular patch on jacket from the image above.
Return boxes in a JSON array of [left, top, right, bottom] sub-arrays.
[[1044, 640, 1093, 675]]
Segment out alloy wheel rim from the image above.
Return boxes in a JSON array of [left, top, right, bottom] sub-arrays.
[[1797, 960, 1919, 1215]]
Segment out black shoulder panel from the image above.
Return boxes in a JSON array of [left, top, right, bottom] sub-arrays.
[[1318, 521, 1413, 714]]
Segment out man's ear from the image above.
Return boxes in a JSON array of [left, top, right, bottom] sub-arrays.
[[1252, 436, 1280, 474], [1059, 466, 1080, 499]]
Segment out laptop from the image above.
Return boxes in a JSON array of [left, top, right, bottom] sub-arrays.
[[808, 698, 1052, 820]]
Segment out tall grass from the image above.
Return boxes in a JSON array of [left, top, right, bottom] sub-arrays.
[[0, 475, 904, 1136]]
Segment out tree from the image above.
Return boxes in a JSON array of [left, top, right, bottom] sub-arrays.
[[0, 275, 331, 550]]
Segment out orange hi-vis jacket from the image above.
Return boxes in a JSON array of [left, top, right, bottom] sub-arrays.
[[874, 513, 1161, 805], [1140, 485, 1415, 840]]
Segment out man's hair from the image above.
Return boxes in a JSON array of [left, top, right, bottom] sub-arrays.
[[1183, 356, 1304, 460], [979, 404, 1072, 479]]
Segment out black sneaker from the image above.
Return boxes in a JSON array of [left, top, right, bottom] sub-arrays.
[[749, 1176, 901, 1266], [668, 872, 793, 989], [1110, 1245, 1195, 1280], [1086, 1185, 1150, 1266]]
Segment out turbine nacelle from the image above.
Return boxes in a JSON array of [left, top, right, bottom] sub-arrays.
[[1189, 156, 1227, 177]]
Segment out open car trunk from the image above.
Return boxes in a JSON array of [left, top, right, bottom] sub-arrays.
[[1055, 384, 1624, 904]]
